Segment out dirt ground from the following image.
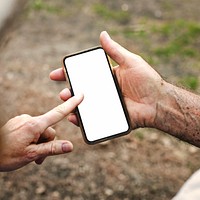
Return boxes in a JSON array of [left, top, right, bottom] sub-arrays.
[[0, 0, 200, 199]]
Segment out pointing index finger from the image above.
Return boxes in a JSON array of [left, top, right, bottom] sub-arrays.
[[36, 93, 83, 130]]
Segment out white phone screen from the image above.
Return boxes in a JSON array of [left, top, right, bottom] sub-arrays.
[[64, 47, 130, 144]]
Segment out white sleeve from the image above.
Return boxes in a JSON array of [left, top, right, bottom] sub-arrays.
[[172, 169, 200, 200]]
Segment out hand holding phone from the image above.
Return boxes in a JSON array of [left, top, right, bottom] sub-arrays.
[[63, 47, 131, 144]]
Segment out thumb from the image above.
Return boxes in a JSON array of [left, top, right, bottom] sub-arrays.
[[100, 31, 131, 66], [32, 140, 73, 160]]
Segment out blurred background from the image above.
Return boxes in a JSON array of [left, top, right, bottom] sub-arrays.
[[0, 0, 200, 199]]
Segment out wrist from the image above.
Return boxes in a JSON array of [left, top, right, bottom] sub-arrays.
[[153, 81, 200, 147], [153, 82, 185, 134]]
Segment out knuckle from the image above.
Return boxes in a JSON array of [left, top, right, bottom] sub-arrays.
[[50, 142, 57, 155], [19, 114, 31, 118], [23, 119, 39, 132], [26, 149, 37, 161], [13, 114, 32, 123], [4, 114, 36, 133]]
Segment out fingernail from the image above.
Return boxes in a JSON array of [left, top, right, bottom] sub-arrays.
[[62, 142, 73, 152]]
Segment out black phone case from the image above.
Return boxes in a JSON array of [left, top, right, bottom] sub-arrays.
[[63, 46, 131, 144]]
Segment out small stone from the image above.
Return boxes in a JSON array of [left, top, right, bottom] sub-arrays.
[[36, 185, 46, 194], [105, 188, 114, 196], [189, 146, 198, 154]]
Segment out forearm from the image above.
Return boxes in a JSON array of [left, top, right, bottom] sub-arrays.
[[155, 82, 200, 147]]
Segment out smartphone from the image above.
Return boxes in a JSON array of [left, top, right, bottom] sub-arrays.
[[63, 47, 131, 144]]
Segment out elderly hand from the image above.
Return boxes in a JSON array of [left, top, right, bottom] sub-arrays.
[[50, 31, 200, 147], [0, 92, 83, 171], [50, 31, 164, 129]]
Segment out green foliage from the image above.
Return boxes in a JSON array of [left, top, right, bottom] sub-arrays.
[[116, 19, 199, 63], [31, 0, 62, 13], [93, 3, 131, 24], [153, 20, 200, 58], [161, 1, 173, 11], [179, 76, 199, 91], [122, 27, 147, 38], [134, 131, 144, 141]]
